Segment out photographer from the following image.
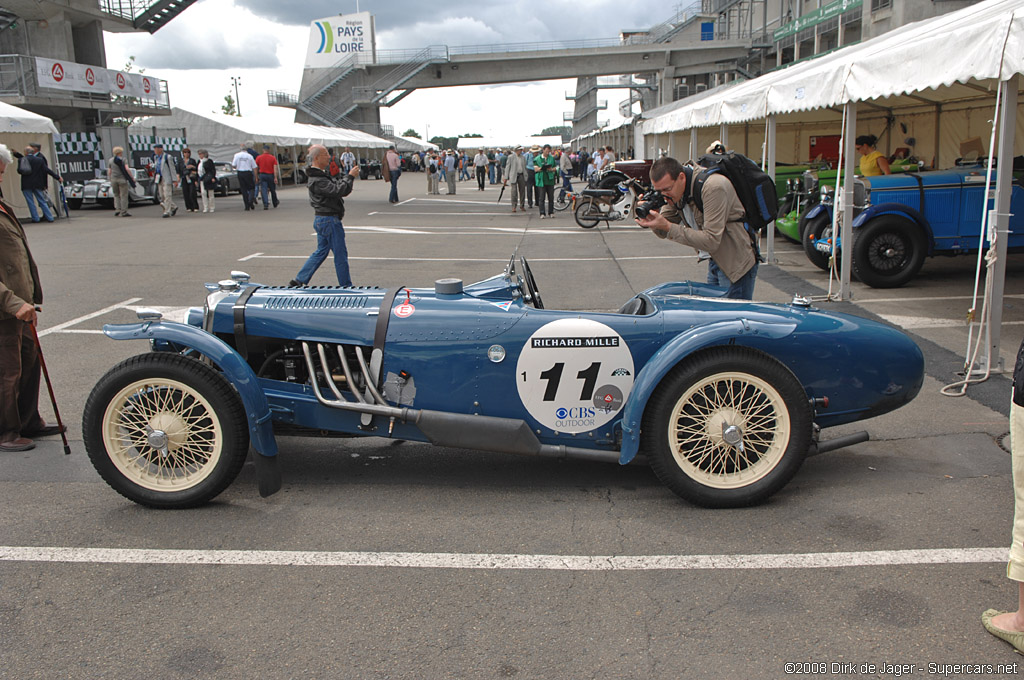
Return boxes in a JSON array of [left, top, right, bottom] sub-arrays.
[[635, 156, 758, 300]]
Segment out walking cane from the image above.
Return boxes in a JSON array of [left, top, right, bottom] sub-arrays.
[[28, 320, 71, 455]]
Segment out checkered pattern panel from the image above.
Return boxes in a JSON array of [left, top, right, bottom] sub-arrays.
[[56, 131, 103, 160], [129, 134, 187, 152]]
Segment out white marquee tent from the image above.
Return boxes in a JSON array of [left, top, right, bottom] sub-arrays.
[[0, 101, 60, 219], [131, 107, 391, 163], [636, 0, 1024, 374]]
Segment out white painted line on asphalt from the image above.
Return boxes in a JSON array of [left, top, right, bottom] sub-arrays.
[[877, 314, 1024, 329], [347, 226, 431, 234], [396, 198, 416, 206], [0, 546, 1005, 570], [373, 212, 520, 216], [238, 252, 264, 261], [246, 255, 689, 263], [38, 298, 143, 337], [857, 294, 1024, 304]]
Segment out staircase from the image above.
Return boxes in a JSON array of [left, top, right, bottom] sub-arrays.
[[351, 46, 445, 107]]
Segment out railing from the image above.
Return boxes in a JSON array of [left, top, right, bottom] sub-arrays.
[[0, 54, 170, 111], [642, 1, 704, 43], [303, 53, 365, 101], [267, 90, 298, 107]]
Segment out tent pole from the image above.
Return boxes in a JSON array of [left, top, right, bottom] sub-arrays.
[[765, 115, 777, 263], [690, 128, 698, 161], [985, 73, 1018, 374], [840, 102, 857, 301]]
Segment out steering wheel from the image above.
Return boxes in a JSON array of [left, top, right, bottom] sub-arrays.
[[520, 256, 544, 309]]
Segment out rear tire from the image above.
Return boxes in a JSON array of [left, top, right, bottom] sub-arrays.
[[574, 198, 601, 229], [82, 353, 250, 509], [641, 347, 812, 508], [852, 216, 927, 288]]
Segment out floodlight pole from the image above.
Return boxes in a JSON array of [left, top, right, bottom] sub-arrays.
[[231, 76, 242, 116]]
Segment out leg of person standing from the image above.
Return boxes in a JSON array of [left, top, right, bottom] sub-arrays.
[[537, 182, 547, 217], [0, 319, 43, 448], [476, 166, 485, 191], [199, 181, 209, 213], [111, 178, 128, 216], [389, 168, 401, 203], [259, 173, 271, 209], [293, 216, 333, 285], [21, 190, 40, 222], [326, 215, 352, 287], [526, 170, 535, 208], [516, 175, 527, 210], [159, 180, 177, 217], [446, 169, 455, 195], [268, 177, 279, 208], [184, 180, 198, 212], [543, 184, 555, 217]]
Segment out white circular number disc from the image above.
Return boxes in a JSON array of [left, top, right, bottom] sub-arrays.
[[516, 319, 634, 433]]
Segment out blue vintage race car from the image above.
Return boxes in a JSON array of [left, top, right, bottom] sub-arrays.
[[82, 256, 924, 509]]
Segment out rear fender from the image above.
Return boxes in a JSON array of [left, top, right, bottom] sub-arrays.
[[853, 203, 933, 254], [618, 318, 797, 464], [102, 320, 278, 457]]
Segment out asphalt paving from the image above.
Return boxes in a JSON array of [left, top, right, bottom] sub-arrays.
[[1, 174, 1022, 679]]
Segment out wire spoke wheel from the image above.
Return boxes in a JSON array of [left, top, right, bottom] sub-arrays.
[[668, 372, 789, 489], [643, 348, 811, 507], [852, 216, 926, 288], [102, 378, 223, 491], [83, 353, 249, 508]]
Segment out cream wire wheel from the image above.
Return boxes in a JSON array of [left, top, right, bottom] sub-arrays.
[[643, 348, 812, 508], [84, 354, 249, 508], [102, 378, 223, 491], [667, 372, 789, 489]]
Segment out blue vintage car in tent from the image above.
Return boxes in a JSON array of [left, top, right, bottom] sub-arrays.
[[803, 165, 1024, 287], [82, 256, 925, 509]]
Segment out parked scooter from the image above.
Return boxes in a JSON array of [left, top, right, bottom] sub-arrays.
[[573, 177, 646, 229]]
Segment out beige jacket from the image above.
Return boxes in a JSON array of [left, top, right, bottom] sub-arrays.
[[656, 171, 756, 283], [0, 200, 42, 320]]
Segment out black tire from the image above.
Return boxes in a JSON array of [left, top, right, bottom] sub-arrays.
[[596, 171, 627, 191], [801, 211, 834, 272], [100, 199, 114, 210], [553, 191, 571, 212], [778, 193, 796, 218], [852, 216, 927, 288], [574, 198, 601, 229], [359, 168, 368, 180], [82, 353, 250, 509], [67, 198, 82, 210], [641, 347, 812, 508]]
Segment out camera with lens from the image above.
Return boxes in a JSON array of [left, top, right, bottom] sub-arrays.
[[635, 190, 667, 220]]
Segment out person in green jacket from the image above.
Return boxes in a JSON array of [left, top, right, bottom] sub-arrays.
[[534, 144, 558, 218]]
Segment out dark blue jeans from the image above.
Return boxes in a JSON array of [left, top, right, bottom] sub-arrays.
[[706, 260, 758, 300], [295, 216, 351, 286], [388, 168, 401, 203], [258, 173, 278, 207]]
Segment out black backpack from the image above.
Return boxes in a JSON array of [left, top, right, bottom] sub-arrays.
[[691, 150, 778, 232]]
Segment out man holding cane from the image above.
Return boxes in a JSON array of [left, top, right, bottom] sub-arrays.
[[0, 143, 64, 452]]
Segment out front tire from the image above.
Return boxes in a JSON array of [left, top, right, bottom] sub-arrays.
[[852, 216, 927, 288], [641, 347, 812, 508], [82, 353, 250, 509], [801, 211, 834, 272], [67, 198, 82, 210], [574, 198, 600, 229]]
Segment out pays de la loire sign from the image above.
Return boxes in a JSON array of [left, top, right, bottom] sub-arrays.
[[305, 11, 376, 69]]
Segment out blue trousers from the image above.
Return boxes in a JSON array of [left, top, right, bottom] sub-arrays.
[[258, 173, 278, 208], [22, 189, 53, 222], [707, 260, 758, 300], [295, 216, 351, 287], [388, 168, 401, 203]]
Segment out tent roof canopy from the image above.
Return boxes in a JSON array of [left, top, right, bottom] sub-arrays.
[[132, 107, 392, 148], [640, 0, 1024, 134], [0, 101, 58, 135]]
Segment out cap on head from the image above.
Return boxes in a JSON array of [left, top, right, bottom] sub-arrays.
[[153, 143, 164, 150], [29, 142, 42, 150]]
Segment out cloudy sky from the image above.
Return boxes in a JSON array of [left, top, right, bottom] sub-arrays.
[[103, 0, 671, 139]]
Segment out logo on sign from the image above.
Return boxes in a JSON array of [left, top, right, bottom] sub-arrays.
[[143, 78, 152, 94], [393, 302, 415, 318], [51, 63, 64, 82], [116, 73, 126, 89], [315, 21, 334, 54], [85, 68, 95, 85]]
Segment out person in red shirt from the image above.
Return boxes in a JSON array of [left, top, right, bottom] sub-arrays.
[[254, 145, 280, 210]]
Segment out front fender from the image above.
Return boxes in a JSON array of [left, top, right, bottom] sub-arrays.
[[804, 203, 830, 221], [852, 203, 933, 253], [102, 320, 278, 457], [618, 318, 797, 464]]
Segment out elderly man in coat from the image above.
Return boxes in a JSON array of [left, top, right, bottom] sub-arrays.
[[0, 143, 64, 451]]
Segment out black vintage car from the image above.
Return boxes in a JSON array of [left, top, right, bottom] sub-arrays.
[[359, 157, 383, 180]]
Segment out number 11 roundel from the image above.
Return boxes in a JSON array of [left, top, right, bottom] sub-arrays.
[[516, 319, 634, 433]]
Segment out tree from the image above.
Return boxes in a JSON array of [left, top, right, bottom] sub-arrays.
[[402, 129, 421, 139], [429, 136, 458, 151], [221, 94, 238, 116], [540, 126, 571, 137]]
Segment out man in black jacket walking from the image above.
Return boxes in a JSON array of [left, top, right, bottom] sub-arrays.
[[289, 144, 360, 287], [19, 143, 61, 223]]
